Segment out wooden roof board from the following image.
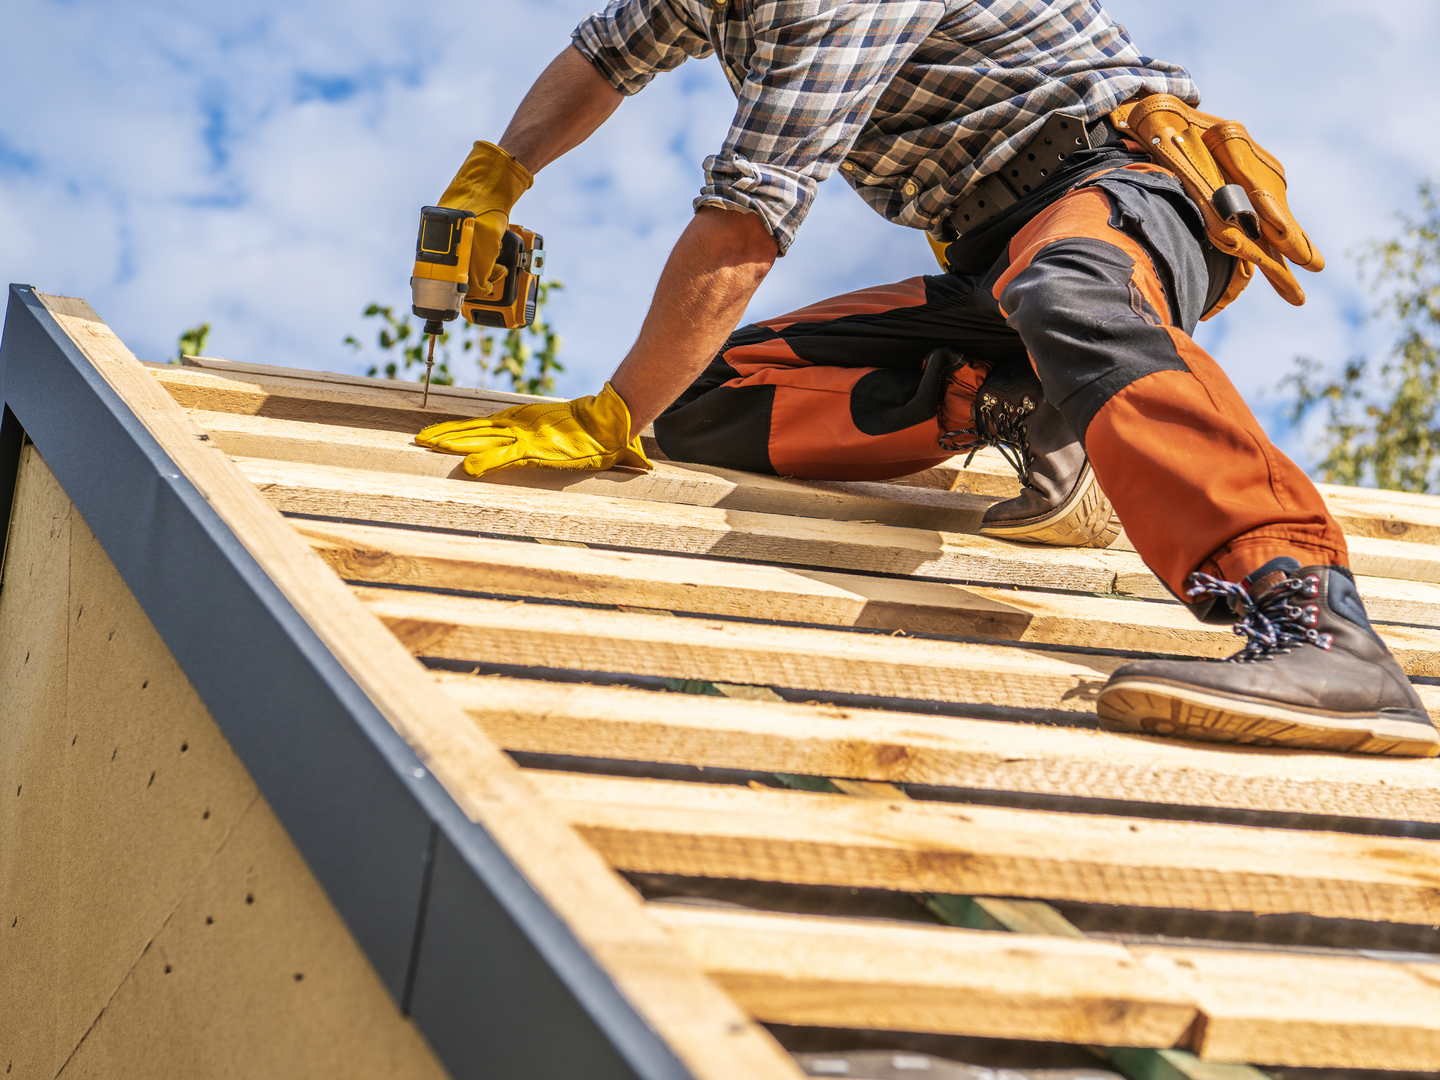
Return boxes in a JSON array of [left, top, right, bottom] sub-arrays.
[[9, 286, 1440, 1075]]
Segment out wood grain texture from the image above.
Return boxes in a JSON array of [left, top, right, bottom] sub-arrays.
[[356, 586, 1118, 712], [160, 359, 1026, 497], [159, 358, 1440, 555], [43, 295, 806, 1080], [300, 520, 1440, 672], [528, 770, 1440, 924], [0, 448, 442, 1080], [652, 905, 1440, 1069], [432, 673, 1440, 823], [194, 410, 999, 533], [1317, 482, 1440, 544], [241, 456, 1121, 591], [155, 357, 554, 421], [172, 361, 1440, 551], [1132, 944, 1440, 1070], [1100, 538, 1440, 594], [647, 905, 1199, 1048]]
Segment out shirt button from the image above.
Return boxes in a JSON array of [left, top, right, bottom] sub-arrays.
[[902, 180, 918, 198], [840, 162, 856, 173]]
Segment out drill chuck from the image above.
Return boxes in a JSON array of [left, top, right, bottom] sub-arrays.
[[410, 276, 467, 324]]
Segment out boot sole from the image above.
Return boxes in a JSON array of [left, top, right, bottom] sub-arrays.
[[1098, 677, 1440, 757], [977, 463, 1120, 549]]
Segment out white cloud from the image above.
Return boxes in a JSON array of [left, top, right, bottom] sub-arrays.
[[2, 0, 1436, 470]]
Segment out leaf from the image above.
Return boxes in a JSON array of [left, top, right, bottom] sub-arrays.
[[175, 322, 211, 363]]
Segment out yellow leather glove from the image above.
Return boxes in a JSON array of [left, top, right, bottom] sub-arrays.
[[438, 141, 534, 293], [415, 382, 655, 478]]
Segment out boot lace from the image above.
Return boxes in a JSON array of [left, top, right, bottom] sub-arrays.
[[939, 390, 1037, 489], [1185, 571, 1334, 661]]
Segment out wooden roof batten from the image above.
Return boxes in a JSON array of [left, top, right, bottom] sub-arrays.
[[4, 285, 1440, 1079]]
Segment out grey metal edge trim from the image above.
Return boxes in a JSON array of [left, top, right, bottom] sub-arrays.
[[0, 284, 695, 1080]]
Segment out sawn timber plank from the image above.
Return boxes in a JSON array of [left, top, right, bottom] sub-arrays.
[[146, 364, 510, 435], [432, 674, 1440, 823], [155, 359, 1033, 497], [648, 905, 1440, 1070], [355, 586, 1118, 712], [297, 520, 1440, 673], [39, 295, 807, 1080], [192, 409, 998, 532], [1097, 540, 1440, 596], [526, 770, 1440, 924], [156, 357, 558, 418], [1104, 554, 1440, 629], [646, 904, 1198, 1048], [297, 518, 1195, 645], [1130, 944, 1440, 1071], [241, 453, 1440, 594], [157, 359, 1440, 550], [1317, 481, 1440, 544], [240, 456, 1120, 591]]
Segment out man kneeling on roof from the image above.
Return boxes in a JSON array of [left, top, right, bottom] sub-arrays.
[[412, 0, 1439, 758]]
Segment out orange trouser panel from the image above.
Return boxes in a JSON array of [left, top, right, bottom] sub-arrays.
[[995, 184, 1347, 593], [655, 276, 1021, 480]]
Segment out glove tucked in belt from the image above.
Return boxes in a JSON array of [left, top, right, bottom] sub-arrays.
[[1111, 92, 1323, 314], [415, 382, 654, 478]]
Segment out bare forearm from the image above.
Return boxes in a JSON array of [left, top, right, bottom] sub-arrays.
[[498, 46, 623, 174], [611, 208, 778, 436]]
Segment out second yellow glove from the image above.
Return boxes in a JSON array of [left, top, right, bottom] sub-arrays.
[[416, 382, 655, 478]]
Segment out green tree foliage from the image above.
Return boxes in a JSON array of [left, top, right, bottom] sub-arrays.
[[344, 280, 565, 396], [1283, 181, 1440, 491], [173, 322, 210, 364], [343, 303, 458, 386]]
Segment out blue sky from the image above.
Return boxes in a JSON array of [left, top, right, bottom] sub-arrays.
[[4, 0, 1440, 466]]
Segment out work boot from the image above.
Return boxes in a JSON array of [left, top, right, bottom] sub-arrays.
[[1097, 558, 1440, 757], [940, 361, 1119, 548]]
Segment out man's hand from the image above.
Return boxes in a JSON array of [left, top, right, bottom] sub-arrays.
[[437, 142, 533, 292], [610, 206, 778, 436]]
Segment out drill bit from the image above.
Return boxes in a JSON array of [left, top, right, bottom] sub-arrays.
[[422, 333, 436, 408]]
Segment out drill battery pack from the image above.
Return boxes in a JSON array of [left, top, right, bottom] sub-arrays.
[[464, 225, 546, 330]]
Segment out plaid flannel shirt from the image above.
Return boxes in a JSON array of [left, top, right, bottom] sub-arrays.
[[573, 0, 1198, 254]]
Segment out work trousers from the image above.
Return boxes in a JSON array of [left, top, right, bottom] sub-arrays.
[[654, 163, 1348, 597]]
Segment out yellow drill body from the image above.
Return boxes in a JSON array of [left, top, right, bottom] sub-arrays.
[[410, 206, 545, 405]]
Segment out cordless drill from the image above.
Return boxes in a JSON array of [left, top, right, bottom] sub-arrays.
[[409, 205, 546, 406]]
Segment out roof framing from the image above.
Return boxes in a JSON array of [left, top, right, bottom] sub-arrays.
[[0, 284, 803, 1080]]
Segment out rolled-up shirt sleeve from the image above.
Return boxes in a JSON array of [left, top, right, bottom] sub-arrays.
[[696, 0, 943, 254], [572, 0, 715, 96]]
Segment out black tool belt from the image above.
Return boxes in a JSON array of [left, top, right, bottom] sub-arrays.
[[945, 114, 1123, 239]]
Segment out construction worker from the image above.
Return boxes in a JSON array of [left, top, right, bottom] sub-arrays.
[[415, 1, 1440, 757]]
